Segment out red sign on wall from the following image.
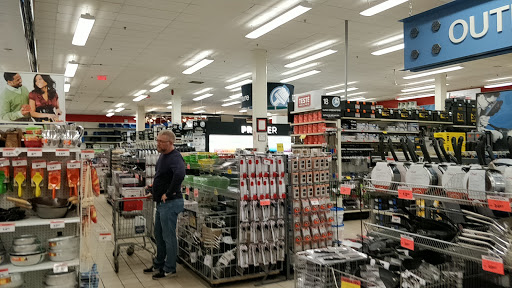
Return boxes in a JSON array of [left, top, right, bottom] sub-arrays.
[[298, 95, 311, 108]]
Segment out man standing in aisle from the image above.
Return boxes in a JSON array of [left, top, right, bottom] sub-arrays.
[[144, 130, 185, 279], [0, 72, 31, 121]]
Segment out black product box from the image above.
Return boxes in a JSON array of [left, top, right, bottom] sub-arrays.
[[342, 101, 362, 110], [433, 111, 453, 122], [343, 108, 361, 118], [452, 103, 467, 124], [361, 102, 376, 110], [409, 109, 420, 120], [445, 98, 455, 112], [465, 100, 477, 126], [361, 109, 376, 119], [341, 120, 357, 130], [416, 110, 433, 121], [397, 109, 414, 120], [377, 108, 394, 119]]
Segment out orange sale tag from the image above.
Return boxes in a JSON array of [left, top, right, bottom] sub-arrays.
[[487, 196, 511, 212], [340, 184, 352, 195], [482, 255, 504, 275], [398, 186, 413, 200], [185, 187, 190, 195], [400, 235, 414, 251]]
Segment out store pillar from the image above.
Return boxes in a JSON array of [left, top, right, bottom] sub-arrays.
[[252, 49, 268, 152], [435, 74, 447, 111], [136, 105, 145, 141], [172, 94, 182, 126]]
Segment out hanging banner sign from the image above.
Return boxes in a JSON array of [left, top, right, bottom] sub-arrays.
[[402, 0, 512, 72], [241, 83, 294, 109]]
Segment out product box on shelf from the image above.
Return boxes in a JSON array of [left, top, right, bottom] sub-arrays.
[[452, 102, 467, 125], [432, 111, 452, 122], [377, 108, 394, 119], [397, 109, 414, 120], [434, 132, 466, 152], [415, 110, 432, 121], [360, 109, 376, 119], [341, 101, 361, 111], [360, 102, 376, 110], [343, 109, 360, 118], [465, 99, 477, 126]]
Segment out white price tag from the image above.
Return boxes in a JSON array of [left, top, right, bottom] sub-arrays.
[[12, 159, 27, 167], [391, 215, 401, 224], [53, 263, 68, 273], [56, 149, 70, 157], [2, 148, 19, 157], [310, 199, 320, 206], [50, 221, 65, 229], [327, 157, 332, 162], [0, 223, 15, 233], [27, 149, 43, 157], [67, 162, 80, 169], [32, 161, 47, 169], [0, 269, 8, 278], [204, 255, 213, 268], [81, 150, 95, 159], [99, 233, 112, 242], [48, 163, 62, 171]]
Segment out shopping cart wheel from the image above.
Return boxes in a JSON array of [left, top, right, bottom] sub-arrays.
[[114, 259, 119, 273], [127, 246, 134, 256]]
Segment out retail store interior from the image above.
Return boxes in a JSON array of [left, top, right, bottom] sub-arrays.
[[1, 0, 512, 287]]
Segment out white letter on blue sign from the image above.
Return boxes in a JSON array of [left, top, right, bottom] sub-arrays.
[[449, 19, 468, 44], [490, 5, 510, 33], [470, 12, 489, 39]]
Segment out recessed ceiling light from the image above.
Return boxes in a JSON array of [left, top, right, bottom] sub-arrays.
[[64, 82, 70, 93], [287, 40, 336, 59], [282, 63, 319, 76], [150, 76, 168, 86], [167, 101, 173, 105], [403, 66, 464, 80], [193, 88, 213, 95], [72, 13, 95, 46], [215, 111, 224, 114], [230, 93, 243, 99], [115, 103, 125, 107], [193, 110, 206, 114], [372, 43, 404, 56], [246, 2, 312, 39], [193, 93, 213, 101], [483, 82, 512, 89], [226, 73, 252, 83], [184, 50, 211, 66], [167, 105, 173, 109], [396, 93, 435, 101], [486, 76, 512, 82], [225, 79, 252, 90], [280, 70, 321, 83], [403, 79, 435, 86], [374, 34, 404, 46], [324, 82, 358, 90], [133, 95, 148, 102], [221, 101, 241, 107], [285, 49, 337, 68], [148, 108, 157, 112], [134, 90, 147, 96], [401, 85, 436, 93], [64, 61, 79, 78], [106, 113, 114, 117], [360, 0, 408, 16], [107, 109, 114, 113], [150, 83, 169, 93], [239, 109, 248, 113], [193, 106, 206, 110], [182, 58, 214, 74], [115, 107, 125, 112], [230, 88, 241, 92], [325, 87, 359, 95], [399, 89, 435, 96]]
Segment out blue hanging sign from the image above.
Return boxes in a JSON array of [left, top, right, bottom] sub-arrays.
[[402, 0, 512, 72]]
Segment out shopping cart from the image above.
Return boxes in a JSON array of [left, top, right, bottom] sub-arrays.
[[112, 195, 155, 273]]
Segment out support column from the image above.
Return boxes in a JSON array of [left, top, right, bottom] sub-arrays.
[[171, 94, 182, 127], [435, 74, 447, 111], [136, 105, 145, 141], [252, 49, 268, 152]]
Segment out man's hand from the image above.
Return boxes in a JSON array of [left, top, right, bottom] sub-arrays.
[[161, 194, 167, 203], [20, 104, 30, 116], [479, 116, 490, 128]]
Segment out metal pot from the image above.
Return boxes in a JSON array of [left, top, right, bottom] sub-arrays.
[[0, 273, 23, 288], [12, 243, 41, 253], [48, 236, 79, 250], [12, 235, 37, 246], [48, 248, 78, 262], [6, 197, 74, 219], [9, 250, 45, 266], [45, 269, 76, 286]]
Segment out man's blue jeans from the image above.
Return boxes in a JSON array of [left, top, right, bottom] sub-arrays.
[[153, 198, 184, 273]]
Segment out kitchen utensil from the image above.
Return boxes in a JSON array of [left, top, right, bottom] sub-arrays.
[[67, 170, 79, 197], [48, 247, 78, 262], [45, 269, 76, 286], [32, 172, 43, 198], [6, 197, 74, 219], [49, 174, 60, 199], [9, 250, 45, 266], [0, 171, 5, 195], [12, 243, 42, 253], [48, 236, 79, 250], [14, 173, 25, 198], [13, 235, 37, 246]]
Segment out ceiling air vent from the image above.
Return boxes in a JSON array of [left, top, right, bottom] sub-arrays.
[[189, 81, 204, 84]]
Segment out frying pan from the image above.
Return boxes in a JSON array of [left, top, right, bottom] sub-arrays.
[[6, 197, 75, 219], [388, 138, 410, 182], [405, 137, 438, 194], [370, 136, 401, 190]]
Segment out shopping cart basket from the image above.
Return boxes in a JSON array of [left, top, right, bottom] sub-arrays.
[[112, 195, 155, 273]]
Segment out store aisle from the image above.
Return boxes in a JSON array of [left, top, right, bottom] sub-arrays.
[[89, 195, 296, 288]]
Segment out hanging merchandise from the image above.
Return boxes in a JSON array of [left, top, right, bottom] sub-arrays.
[[31, 160, 46, 197], [13, 158, 27, 197], [47, 161, 62, 199], [0, 158, 10, 195], [67, 160, 80, 197]]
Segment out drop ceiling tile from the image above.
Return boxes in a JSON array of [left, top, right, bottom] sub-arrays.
[[116, 13, 172, 27]]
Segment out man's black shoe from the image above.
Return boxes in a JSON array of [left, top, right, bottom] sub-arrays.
[[152, 271, 176, 279]]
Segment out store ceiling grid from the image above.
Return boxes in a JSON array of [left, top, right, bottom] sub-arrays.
[[2, 0, 512, 116]]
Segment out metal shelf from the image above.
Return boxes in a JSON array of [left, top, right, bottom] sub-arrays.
[[84, 135, 121, 138], [290, 133, 325, 137], [10, 216, 80, 227], [184, 182, 240, 199], [290, 109, 321, 115], [0, 258, 79, 273], [84, 141, 123, 144], [340, 130, 419, 134], [449, 125, 476, 129], [344, 209, 370, 214], [290, 120, 337, 126], [291, 144, 326, 148], [0, 148, 82, 153]]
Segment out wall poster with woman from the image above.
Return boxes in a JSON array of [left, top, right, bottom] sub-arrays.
[[0, 71, 65, 123]]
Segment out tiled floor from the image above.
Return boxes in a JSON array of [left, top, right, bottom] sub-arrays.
[[88, 195, 364, 288]]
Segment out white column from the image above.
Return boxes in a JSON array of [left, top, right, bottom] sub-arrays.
[[172, 94, 182, 127], [252, 49, 268, 152], [435, 74, 447, 111], [136, 105, 145, 141]]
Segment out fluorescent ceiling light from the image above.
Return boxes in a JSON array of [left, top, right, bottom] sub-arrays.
[[226, 73, 251, 83], [223, 98, 235, 102], [403, 79, 435, 86], [287, 40, 336, 59], [193, 87, 212, 95], [150, 83, 169, 93], [401, 85, 436, 93], [106, 113, 114, 117], [484, 82, 512, 89], [114, 107, 125, 112], [486, 76, 512, 82], [150, 76, 168, 86], [280, 70, 321, 82], [348, 97, 367, 101], [133, 95, 148, 102], [399, 89, 435, 96], [221, 101, 241, 107], [107, 109, 114, 113], [375, 34, 404, 46], [193, 93, 213, 101], [246, 2, 312, 39], [184, 50, 211, 66], [193, 106, 206, 110], [167, 101, 173, 105], [282, 63, 319, 76], [134, 90, 147, 96], [64, 82, 70, 93], [372, 43, 404, 56], [115, 103, 125, 107], [325, 87, 359, 95], [148, 108, 157, 112], [193, 110, 206, 114], [324, 82, 358, 90], [230, 88, 241, 92], [225, 79, 252, 90], [239, 109, 248, 113], [230, 93, 243, 99], [215, 111, 224, 114], [167, 105, 173, 109], [397, 94, 435, 101], [72, 13, 95, 46], [360, 0, 408, 16], [285, 49, 337, 68], [403, 66, 464, 80], [182, 58, 214, 74], [64, 61, 79, 78]]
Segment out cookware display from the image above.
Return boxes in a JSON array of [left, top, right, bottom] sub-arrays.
[[370, 136, 401, 190], [45, 269, 77, 287], [6, 196, 76, 219], [405, 137, 438, 194]]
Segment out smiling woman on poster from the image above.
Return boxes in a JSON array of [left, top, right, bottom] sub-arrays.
[[29, 74, 62, 122]]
